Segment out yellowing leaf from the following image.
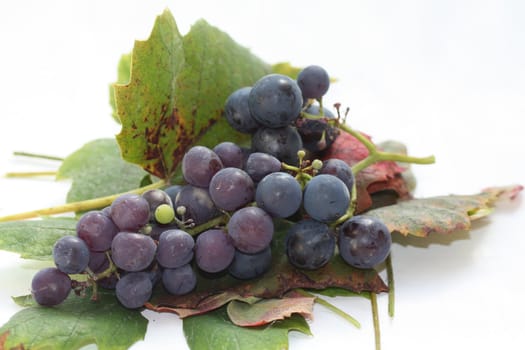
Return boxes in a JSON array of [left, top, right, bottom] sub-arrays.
[[364, 185, 523, 237]]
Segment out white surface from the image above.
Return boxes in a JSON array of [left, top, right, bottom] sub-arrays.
[[1, 1, 524, 349]]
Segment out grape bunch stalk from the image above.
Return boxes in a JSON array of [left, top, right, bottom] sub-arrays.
[[31, 65, 434, 310]]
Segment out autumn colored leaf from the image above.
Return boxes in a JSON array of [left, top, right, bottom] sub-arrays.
[[323, 130, 411, 212], [227, 296, 315, 327], [113, 9, 269, 179], [364, 185, 523, 237]]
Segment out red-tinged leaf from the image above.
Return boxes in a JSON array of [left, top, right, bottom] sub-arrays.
[[227, 296, 315, 327], [323, 130, 410, 212], [364, 185, 523, 237]]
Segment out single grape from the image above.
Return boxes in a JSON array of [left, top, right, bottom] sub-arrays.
[[286, 219, 335, 270], [338, 216, 392, 269], [213, 142, 244, 168], [88, 251, 109, 273], [255, 172, 302, 218], [174, 185, 220, 226], [154, 204, 175, 225], [164, 185, 183, 205], [162, 264, 197, 295], [110, 194, 150, 232], [248, 74, 303, 128], [76, 210, 119, 252], [111, 232, 157, 272], [224, 86, 261, 133], [115, 272, 152, 309], [228, 246, 272, 280], [156, 229, 194, 268], [251, 125, 303, 165], [227, 206, 273, 254], [296, 104, 338, 152], [31, 267, 71, 306], [304, 104, 335, 118], [244, 152, 281, 182], [142, 189, 173, 222], [297, 65, 330, 99], [146, 222, 180, 241], [319, 158, 355, 193], [182, 146, 223, 187], [209, 167, 255, 211], [303, 174, 350, 223], [195, 229, 235, 273], [53, 235, 90, 274]]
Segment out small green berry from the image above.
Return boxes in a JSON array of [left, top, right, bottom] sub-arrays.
[[312, 159, 323, 170], [154, 204, 175, 224]]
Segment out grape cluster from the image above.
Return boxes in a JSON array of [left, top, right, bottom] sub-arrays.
[[31, 65, 392, 309], [225, 65, 339, 165]]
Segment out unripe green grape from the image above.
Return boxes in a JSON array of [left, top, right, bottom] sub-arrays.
[[155, 204, 175, 224]]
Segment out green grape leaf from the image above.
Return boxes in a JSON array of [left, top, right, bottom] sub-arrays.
[[226, 296, 315, 327], [149, 220, 387, 316], [183, 306, 311, 350], [0, 291, 148, 350], [0, 218, 76, 260], [109, 53, 131, 123], [56, 138, 150, 203], [113, 9, 270, 179], [364, 185, 523, 237]]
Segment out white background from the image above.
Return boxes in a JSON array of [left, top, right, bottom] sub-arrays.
[[1, 1, 524, 349]]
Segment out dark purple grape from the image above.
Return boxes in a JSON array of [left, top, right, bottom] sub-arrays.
[[319, 159, 355, 193], [297, 65, 330, 99], [110, 194, 150, 232], [174, 185, 220, 226], [53, 235, 90, 274], [195, 229, 235, 273], [251, 125, 303, 166], [146, 222, 180, 241], [31, 267, 71, 306], [245, 152, 282, 182], [286, 219, 335, 270], [88, 251, 109, 273], [76, 210, 119, 252], [255, 172, 302, 218], [213, 142, 244, 169], [156, 229, 194, 268], [227, 206, 274, 254], [303, 174, 350, 223], [164, 185, 183, 205], [142, 189, 173, 221], [209, 167, 255, 211], [338, 216, 392, 269], [111, 232, 157, 272], [115, 272, 152, 309], [248, 74, 303, 128], [296, 104, 338, 152], [181, 146, 223, 188], [162, 264, 197, 295], [228, 246, 272, 280], [224, 87, 261, 133]]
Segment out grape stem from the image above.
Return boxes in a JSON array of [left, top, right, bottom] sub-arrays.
[[5, 171, 58, 178], [370, 292, 382, 350], [337, 123, 435, 174], [0, 179, 168, 222], [386, 254, 395, 318], [296, 289, 361, 329], [300, 111, 436, 174], [12, 151, 64, 161]]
